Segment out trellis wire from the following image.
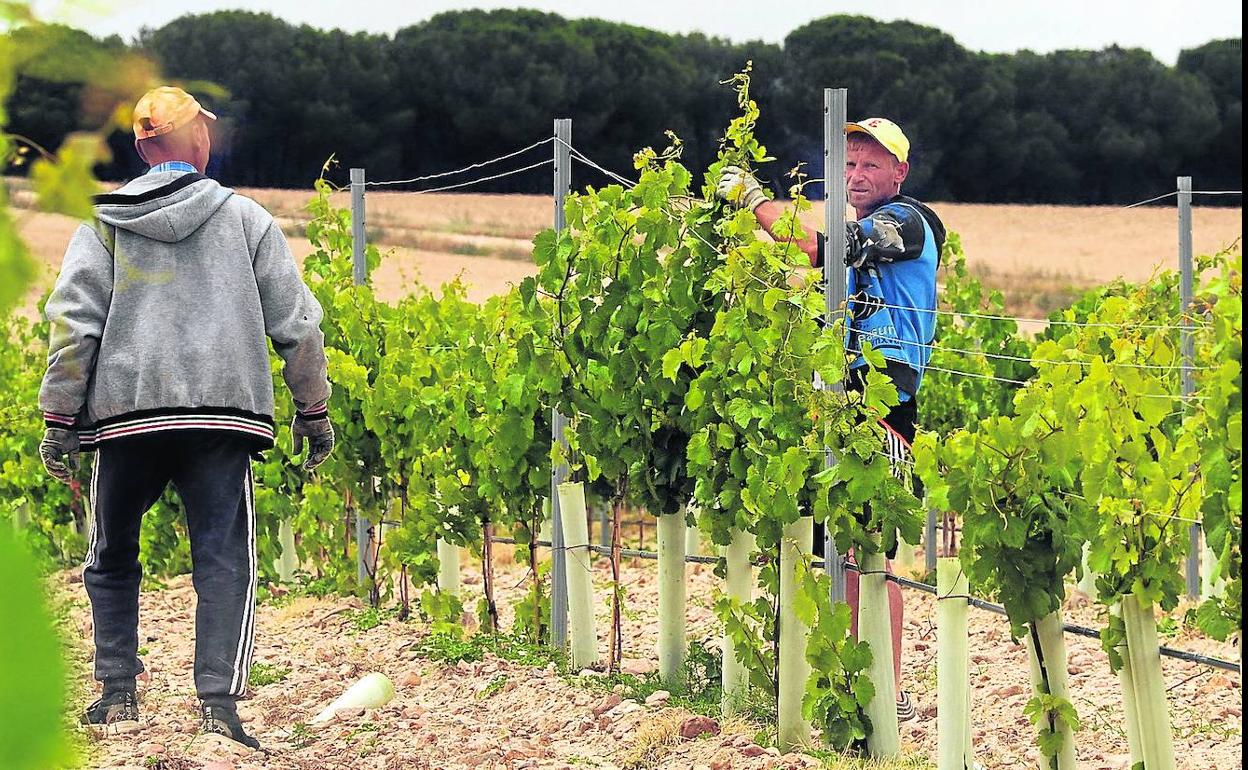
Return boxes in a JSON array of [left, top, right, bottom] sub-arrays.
[[870, 300, 1204, 331], [354, 142, 1238, 670], [853, 328, 1210, 372], [394, 159, 554, 196], [564, 144, 1212, 334], [364, 138, 553, 187]]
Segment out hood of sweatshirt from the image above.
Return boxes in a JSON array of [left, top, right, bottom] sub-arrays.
[[93, 172, 234, 243], [893, 194, 947, 255]]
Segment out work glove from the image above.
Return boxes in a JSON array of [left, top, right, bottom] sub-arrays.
[[844, 221, 867, 268], [39, 427, 80, 483], [844, 218, 903, 269], [291, 412, 335, 471], [715, 165, 767, 211]]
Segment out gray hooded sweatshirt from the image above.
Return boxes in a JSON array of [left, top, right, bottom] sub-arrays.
[[38, 171, 330, 450]]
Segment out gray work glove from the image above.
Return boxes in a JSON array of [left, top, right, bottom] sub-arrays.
[[715, 165, 767, 211], [39, 427, 80, 483], [291, 412, 334, 471]]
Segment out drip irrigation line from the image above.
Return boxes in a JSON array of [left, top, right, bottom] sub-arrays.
[[824, 560, 1239, 673], [364, 138, 553, 187], [482, 531, 1239, 672], [1191, 190, 1242, 196]]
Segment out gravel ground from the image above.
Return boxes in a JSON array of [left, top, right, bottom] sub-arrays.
[[60, 545, 1240, 770]]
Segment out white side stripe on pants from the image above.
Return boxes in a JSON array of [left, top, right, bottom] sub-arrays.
[[241, 465, 257, 686], [228, 464, 258, 696], [84, 453, 101, 569]]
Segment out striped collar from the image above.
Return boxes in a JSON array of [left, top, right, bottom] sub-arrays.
[[147, 160, 198, 175]]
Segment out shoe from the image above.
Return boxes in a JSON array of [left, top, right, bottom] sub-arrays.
[[82, 689, 139, 725], [896, 690, 917, 722], [199, 701, 261, 750]]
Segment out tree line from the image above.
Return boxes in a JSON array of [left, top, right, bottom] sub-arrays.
[[4, 10, 1241, 203]]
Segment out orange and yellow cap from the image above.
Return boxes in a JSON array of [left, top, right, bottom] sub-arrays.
[[132, 86, 216, 140], [846, 118, 909, 164]]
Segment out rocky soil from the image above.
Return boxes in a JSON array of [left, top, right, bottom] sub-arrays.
[[61, 548, 1241, 770]]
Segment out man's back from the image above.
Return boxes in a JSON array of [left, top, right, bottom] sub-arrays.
[[40, 170, 328, 450]]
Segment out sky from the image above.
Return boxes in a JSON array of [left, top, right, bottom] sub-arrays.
[[40, 0, 1243, 64]]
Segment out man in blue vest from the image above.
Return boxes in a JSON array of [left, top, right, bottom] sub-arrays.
[[716, 118, 945, 722]]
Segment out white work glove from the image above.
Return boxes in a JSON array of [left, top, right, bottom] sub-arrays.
[[715, 165, 767, 211]]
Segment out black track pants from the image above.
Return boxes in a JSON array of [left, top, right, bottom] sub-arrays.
[[84, 431, 257, 701]]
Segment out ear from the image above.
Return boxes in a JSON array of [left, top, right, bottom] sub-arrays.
[[192, 118, 210, 149], [894, 160, 910, 187]]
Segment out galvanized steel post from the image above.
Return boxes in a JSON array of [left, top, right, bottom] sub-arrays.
[[550, 119, 573, 650], [823, 89, 848, 605], [350, 167, 371, 587], [1178, 176, 1200, 599]]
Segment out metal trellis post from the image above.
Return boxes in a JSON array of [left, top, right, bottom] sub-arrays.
[[824, 89, 849, 605], [1178, 176, 1200, 599], [550, 119, 573, 651], [350, 167, 371, 587]]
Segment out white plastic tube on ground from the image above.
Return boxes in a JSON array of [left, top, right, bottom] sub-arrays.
[[860, 545, 900, 757], [277, 518, 297, 582], [777, 517, 813, 752], [558, 482, 599, 669], [721, 527, 756, 715], [311, 673, 395, 725], [657, 510, 687, 685], [936, 557, 971, 769], [437, 538, 460, 598], [1025, 610, 1076, 770], [1122, 592, 1176, 770]]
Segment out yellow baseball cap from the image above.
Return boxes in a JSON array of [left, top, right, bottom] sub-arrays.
[[846, 118, 909, 164], [132, 86, 216, 140]]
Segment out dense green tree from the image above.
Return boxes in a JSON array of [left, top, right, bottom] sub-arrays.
[[2, 11, 1239, 203], [777, 15, 968, 197], [1177, 39, 1242, 192], [136, 11, 407, 186]]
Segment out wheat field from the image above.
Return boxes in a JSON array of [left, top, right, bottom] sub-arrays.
[[11, 182, 1242, 316]]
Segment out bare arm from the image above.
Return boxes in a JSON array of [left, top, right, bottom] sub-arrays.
[[752, 200, 820, 267]]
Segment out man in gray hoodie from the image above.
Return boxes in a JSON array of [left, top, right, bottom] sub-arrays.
[[37, 86, 334, 750]]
